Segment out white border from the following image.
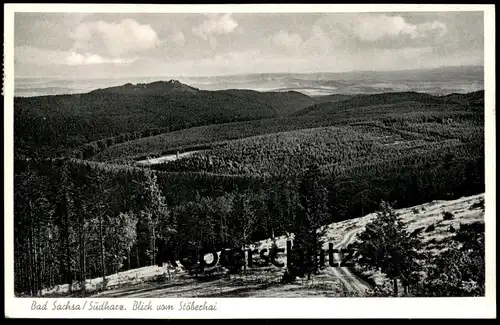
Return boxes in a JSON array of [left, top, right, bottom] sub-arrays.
[[4, 3, 496, 319]]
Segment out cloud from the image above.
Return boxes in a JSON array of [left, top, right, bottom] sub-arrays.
[[352, 15, 418, 41], [416, 20, 447, 38], [301, 25, 343, 56], [351, 14, 447, 42], [171, 31, 186, 47], [192, 13, 238, 41], [65, 52, 133, 65], [14, 12, 480, 77], [271, 30, 303, 53], [15, 45, 134, 66], [15, 46, 67, 65], [68, 19, 159, 58], [292, 13, 449, 59], [307, 14, 447, 48]]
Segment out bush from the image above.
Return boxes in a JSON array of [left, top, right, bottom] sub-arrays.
[[269, 240, 279, 259], [281, 270, 296, 284], [425, 224, 436, 232], [469, 198, 485, 211], [442, 211, 454, 220], [427, 238, 438, 245], [412, 208, 420, 214], [411, 227, 424, 236]]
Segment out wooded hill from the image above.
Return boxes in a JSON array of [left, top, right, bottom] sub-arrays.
[[14, 80, 315, 159], [92, 90, 484, 164], [293, 90, 484, 117]]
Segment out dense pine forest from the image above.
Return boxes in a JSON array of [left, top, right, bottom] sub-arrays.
[[13, 81, 485, 296], [14, 84, 315, 159]]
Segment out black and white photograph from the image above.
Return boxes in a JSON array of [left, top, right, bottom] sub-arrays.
[[4, 3, 496, 319]]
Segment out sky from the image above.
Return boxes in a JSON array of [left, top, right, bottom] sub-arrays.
[[14, 11, 484, 78]]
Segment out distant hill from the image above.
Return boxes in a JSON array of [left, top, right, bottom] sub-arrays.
[[443, 90, 485, 106], [90, 79, 200, 96], [312, 94, 355, 103], [293, 91, 484, 117], [14, 80, 315, 158]]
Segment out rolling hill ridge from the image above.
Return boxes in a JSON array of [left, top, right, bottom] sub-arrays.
[[293, 90, 484, 117], [14, 80, 317, 158], [90, 79, 200, 96]]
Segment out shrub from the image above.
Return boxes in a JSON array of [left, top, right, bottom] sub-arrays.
[[469, 198, 485, 211], [411, 227, 424, 236], [427, 238, 438, 245], [269, 240, 279, 259], [281, 270, 296, 284], [442, 211, 454, 220], [425, 224, 436, 232], [412, 208, 420, 214]]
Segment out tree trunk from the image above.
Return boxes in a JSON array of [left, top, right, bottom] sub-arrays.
[[150, 226, 156, 266], [136, 245, 141, 268], [63, 192, 72, 293], [128, 248, 131, 270], [36, 229, 43, 294], [313, 230, 318, 273], [28, 222, 35, 296], [393, 278, 398, 296], [243, 228, 247, 271], [99, 214, 106, 280], [79, 215, 86, 293], [404, 285, 409, 296], [243, 244, 247, 271], [361, 195, 364, 217], [14, 240, 19, 292]]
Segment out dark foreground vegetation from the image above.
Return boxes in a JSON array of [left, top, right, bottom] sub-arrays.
[[13, 83, 485, 296], [354, 202, 485, 297]]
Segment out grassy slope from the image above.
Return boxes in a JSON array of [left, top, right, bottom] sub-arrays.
[[38, 193, 485, 298]]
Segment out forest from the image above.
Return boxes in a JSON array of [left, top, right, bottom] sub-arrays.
[[14, 84, 315, 159], [13, 87, 485, 296], [91, 92, 483, 163]]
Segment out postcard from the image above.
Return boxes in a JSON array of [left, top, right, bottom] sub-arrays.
[[3, 3, 496, 319]]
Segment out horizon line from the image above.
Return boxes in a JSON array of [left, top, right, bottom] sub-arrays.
[[14, 64, 484, 80]]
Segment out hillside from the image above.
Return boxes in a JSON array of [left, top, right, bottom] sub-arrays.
[[92, 90, 484, 164], [14, 80, 316, 159], [36, 193, 485, 298], [293, 91, 483, 117], [90, 79, 200, 96]]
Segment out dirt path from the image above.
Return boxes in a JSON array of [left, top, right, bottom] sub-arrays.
[[323, 227, 372, 296], [135, 150, 202, 166]]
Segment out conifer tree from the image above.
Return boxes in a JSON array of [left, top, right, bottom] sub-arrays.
[[354, 201, 423, 296], [289, 164, 329, 280], [141, 171, 170, 266]]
